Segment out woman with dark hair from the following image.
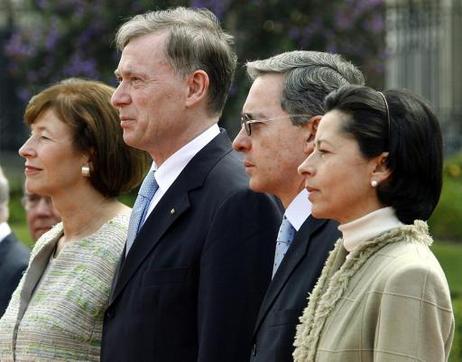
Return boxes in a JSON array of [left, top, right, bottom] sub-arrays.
[[0, 78, 148, 360], [294, 85, 454, 361]]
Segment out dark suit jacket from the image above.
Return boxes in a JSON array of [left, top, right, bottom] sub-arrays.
[[250, 216, 340, 362], [102, 131, 282, 362], [0, 232, 30, 316]]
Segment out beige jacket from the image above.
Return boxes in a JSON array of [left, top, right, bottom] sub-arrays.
[[294, 221, 454, 362]]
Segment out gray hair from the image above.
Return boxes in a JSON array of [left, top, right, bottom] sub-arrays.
[[246, 50, 365, 125], [0, 166, 9, 222], [115, 7, 237, 116]]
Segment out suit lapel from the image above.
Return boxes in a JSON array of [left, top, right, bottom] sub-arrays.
[[109, 192, 191, 303], [109, 130, 234, 305], [252, 216, 327, 335]]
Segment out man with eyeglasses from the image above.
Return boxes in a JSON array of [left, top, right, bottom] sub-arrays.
[[22, 190, 60, 242], [233, 50, 365, 362], [0, 166, 29, 317]]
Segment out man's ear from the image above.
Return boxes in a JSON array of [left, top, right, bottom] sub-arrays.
[[303, 115, 322, 154], [185, 70, 209, 108], [371, 152, 392, 183]]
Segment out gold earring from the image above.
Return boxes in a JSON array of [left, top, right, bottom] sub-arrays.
[[81, 165, 91, 177]]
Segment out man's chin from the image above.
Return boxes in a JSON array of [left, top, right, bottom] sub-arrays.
[[248, 178, 267, 194], [122, 134, 140, 149]]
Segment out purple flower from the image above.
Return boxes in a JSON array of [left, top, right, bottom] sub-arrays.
[[334, 10, 351, 31], [4, 32, 38, 59], [18, 88, 32, 102], [365, 14, 384, 33], [45, 21, 60, 50], [34, 0, 48, 10], [63, 53, 99, 79], [190, 0, 232, 20]]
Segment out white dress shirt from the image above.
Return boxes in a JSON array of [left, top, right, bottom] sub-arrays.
[[0, 222, 12, 244], [143, 124, 220, 223], [284, 189, 312, 232]]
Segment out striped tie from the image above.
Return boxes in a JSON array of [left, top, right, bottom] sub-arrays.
[[125, 171, 158, 255], [272, 215, 296, 278]]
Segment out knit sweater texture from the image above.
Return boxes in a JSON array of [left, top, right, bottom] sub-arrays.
[[0, 211, 128, 361]]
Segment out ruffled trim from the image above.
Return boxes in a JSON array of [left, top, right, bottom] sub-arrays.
[[293, 220, 431, 361]]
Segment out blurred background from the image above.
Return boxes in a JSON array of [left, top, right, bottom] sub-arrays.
[[0, 0, 460, 358]]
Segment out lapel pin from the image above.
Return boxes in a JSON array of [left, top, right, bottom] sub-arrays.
[[170, 208, 176, 215]]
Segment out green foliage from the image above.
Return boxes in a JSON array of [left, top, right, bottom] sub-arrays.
[[432, 242, 462, 298], [429, 152, 462, 242], [433, 242, 462, 361], [449, 297, 462, 362]]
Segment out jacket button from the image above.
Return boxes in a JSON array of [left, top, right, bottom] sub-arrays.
[[106, 310, 114, 319]]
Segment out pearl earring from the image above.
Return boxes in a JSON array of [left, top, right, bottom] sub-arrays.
[[371, 180, 378, 188], [81, 165, 91, 177]]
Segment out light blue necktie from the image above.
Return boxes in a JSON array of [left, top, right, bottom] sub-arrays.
[[125, 171, 159, 255], [272, 215, 296, 278]]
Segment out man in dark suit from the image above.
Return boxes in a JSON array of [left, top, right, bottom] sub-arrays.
[[0, 166, 29, 317], [233, 51, 365, 362], [101, 7, 281, 362]]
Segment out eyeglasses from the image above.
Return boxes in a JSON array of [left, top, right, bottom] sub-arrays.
[[240, 113, 312, 136], [21, 194, 53, 210]]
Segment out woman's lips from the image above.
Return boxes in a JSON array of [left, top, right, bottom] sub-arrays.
[[24, 165, 42, 175]]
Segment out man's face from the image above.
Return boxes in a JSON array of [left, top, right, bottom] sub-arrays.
[[23, 193, 61, 241], [232, 73, 312, 207], [112, 32, 190, 162]]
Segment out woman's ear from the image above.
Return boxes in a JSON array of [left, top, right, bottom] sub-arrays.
[[303, 115, 322, 154], [371, 152, 392, 183], [81, 148, 95, 168], [185, 70, 209, 108]]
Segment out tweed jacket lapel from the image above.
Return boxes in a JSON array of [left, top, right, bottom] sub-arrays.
[[109, 130, 233, 305], [15, 225, 62, 323], [252, 217, 327, 336]]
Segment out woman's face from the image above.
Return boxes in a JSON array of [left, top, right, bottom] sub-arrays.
[[298, 110, 384, 224], [19, 108, 88, 198]]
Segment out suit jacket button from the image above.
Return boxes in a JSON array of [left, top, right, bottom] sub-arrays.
[[106, 310, 113, 319]]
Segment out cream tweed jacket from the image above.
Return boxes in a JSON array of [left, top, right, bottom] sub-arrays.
[[0, 211, 128, 361], [293, 221, 454, 362]]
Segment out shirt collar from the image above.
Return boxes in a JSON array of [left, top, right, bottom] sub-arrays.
[[150, 124, 220, 192], [0, 222, 12, 244], [284, 189, 312, 231]]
